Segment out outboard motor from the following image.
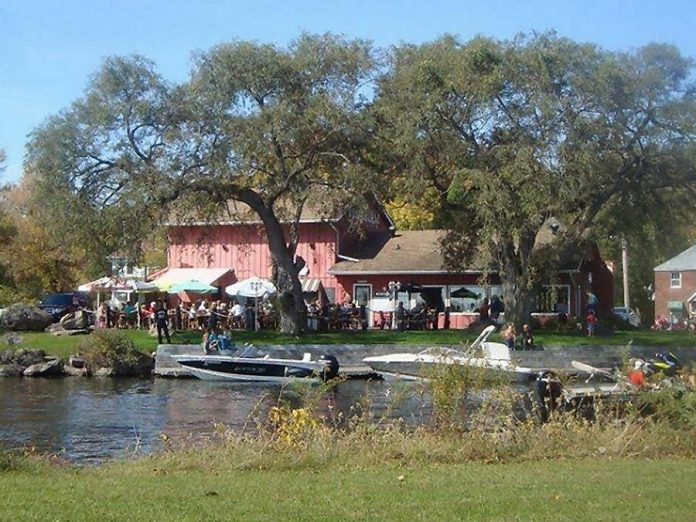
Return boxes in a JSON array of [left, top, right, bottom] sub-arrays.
[[317, 354, 340, 381], [535, 371, 563, 423]]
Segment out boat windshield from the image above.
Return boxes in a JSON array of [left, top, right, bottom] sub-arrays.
[[417, 347, 463, 358], [234, 344, 262, 358]]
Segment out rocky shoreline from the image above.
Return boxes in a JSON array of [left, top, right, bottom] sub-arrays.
[[0, 349, 154, 378]]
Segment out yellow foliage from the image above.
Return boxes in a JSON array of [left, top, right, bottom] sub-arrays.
[[385, 191, 439, 230], [267, 406, 321, 446]]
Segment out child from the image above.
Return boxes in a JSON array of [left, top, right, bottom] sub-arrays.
[[503, 324, 516, 350], [586, 310, 597, 337]]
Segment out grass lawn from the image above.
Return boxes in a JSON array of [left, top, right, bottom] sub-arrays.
[[1, 457, 695, 521], [3, 327, 696, 358]]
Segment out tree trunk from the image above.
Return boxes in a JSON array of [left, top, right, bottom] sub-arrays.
[[499, 241, 534, 331], [241, 191, 306, 335], [500, 271, 533, 331]]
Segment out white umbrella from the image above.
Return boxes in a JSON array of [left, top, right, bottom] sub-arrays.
[[225, 277, 276, 298], [225, 277, 276, 331]]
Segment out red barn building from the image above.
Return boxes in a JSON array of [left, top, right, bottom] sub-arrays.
[[154, 202, 613, 328]]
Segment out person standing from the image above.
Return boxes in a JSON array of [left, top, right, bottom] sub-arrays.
[[155, 301, 172, 344], [586, 291, 599, 314], [479, 297, 490, 323], [586, 310, 597, 337], [490, 296, 504, 323]]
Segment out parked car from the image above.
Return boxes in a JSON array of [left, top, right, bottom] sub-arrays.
[[38, 292, 88, 322], [612, 306, 641, 328]]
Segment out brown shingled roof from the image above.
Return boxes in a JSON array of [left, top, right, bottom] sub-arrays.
[[331, 230, 479, 274]]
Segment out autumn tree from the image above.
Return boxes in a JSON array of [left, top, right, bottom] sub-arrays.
[[26, 35, 378, 334], [374, 34, 696, 326]]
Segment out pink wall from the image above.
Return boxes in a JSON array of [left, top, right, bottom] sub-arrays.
[[167, 223, 341, 294]]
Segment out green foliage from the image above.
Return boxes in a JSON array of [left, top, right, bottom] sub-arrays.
[[25, 35, 380, 334], [78, 330, 143, 368], [374, 33, 696, 326]]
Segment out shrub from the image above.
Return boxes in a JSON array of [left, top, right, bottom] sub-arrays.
[[79, 330, 143, 369]]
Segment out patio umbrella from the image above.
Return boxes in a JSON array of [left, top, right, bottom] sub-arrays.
[[225, 277, 276, 298], [225, 277, 277, 331], [167, 280, 217, 294]]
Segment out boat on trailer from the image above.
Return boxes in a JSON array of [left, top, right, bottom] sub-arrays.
[[362, 325, 538, 383], [172, 345, 340, 383]]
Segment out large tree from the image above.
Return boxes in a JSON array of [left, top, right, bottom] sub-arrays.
[[26, 34, 377, 334], [373, 34, 696, 326]]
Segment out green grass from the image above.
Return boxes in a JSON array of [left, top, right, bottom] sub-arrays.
[[3, 327, 696, 359], [1, 457, 695, 521]]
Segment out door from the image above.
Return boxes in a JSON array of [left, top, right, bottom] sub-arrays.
[[353, 284, 372, 327]]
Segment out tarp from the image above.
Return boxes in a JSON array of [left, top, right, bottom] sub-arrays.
[[151, 268, 233, 291], [225, 277, 277, 298]]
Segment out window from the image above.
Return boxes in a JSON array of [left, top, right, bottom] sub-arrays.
[[535, 285, 571, 313], [671, 272, 682, 289]]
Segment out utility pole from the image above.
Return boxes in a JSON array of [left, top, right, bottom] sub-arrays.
[[622, 237, 630, 307]]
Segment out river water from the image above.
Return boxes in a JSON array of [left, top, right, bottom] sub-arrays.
[[0, 378, 538, 463], [0, 378, 443, 463]]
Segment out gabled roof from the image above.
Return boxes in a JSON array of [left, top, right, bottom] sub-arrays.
[[330, 230, 479, 275], [330, 229, 604, 276], [654, 245, 696, 272]]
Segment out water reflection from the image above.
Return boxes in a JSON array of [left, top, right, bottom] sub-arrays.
[[0, 378, 534, 463]]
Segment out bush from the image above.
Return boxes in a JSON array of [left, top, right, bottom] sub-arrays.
[[79, 330, 143, 370]]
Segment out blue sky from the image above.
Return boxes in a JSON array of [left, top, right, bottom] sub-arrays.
[[1, 0, 695, 182]]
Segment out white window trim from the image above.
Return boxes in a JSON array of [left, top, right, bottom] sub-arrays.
[[671, 272, 682, 289]]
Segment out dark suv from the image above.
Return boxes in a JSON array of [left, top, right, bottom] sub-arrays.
[[38, 292, 89, 322]]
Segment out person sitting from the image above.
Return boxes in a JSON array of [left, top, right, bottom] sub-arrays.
[[521, 324, 534, 350], [503, 324, 516, 350], [203, 328, 220, 353]]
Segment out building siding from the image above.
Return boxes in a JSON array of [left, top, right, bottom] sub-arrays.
[[167, 223, 341, 294], [654, 270, 696, 320]]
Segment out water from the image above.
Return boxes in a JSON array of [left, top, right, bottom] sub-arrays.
[[0, 378, 537, 463], [0, 378, 433, 463]]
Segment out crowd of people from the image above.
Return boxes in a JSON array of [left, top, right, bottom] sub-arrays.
[[95, 298, 278, 334]]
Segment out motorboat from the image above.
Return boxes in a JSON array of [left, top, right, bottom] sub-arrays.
[[172, 345, 340, 383], [362, 325, 538, 383]]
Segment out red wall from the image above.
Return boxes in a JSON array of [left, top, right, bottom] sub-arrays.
[[654, 271, 696, 320], [168, 223, 340, 293]]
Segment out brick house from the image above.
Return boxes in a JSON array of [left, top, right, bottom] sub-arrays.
[[654, 245, 696, 322], [153, 201, 613, 328]]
